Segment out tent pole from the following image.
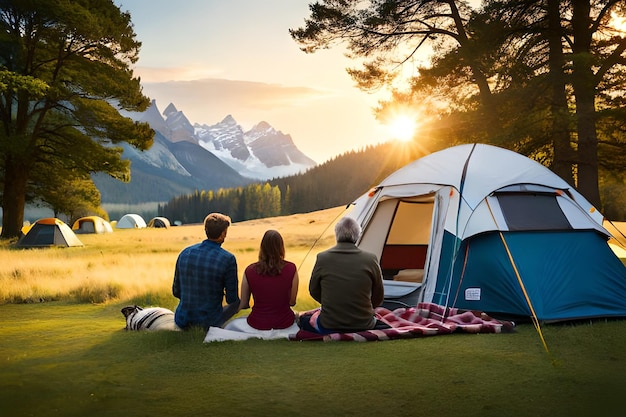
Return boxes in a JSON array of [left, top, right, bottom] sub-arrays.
[[451, 243, 471, 307], [486, 199, 550, 353], [298, 205, 350, 272], [442, 146, 477, 318], [496, 230, 550, 353]]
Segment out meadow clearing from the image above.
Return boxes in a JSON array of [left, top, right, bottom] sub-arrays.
[[1, 206, 626, 417], [0, 206, 347, 307]]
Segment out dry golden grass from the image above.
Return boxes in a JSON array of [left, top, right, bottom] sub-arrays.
[[0, 206, 349, 306], [4, 207, 625, 306]]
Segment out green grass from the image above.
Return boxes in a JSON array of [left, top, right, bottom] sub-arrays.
[[1, 302, 625, 417], [3, 211, 626, 416]]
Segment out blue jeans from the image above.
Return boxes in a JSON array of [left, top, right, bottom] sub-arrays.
[[297, 312, 391, 334], [297, 312, 333, 334], [218, 302, 240, 328]]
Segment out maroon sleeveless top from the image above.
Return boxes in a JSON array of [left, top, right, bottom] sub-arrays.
[[245, 261, 296, 330]]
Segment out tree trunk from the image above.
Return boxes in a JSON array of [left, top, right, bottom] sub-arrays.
[[571, 0, 601, 209], [574, 94, 601, 208], [449, 1, 494, 115], [1, 158, 27, 239], [547, 0, 575, 186]]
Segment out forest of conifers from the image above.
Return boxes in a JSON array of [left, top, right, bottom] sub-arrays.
[[157, 140, 626, 225], [158, 142, 425, 224]]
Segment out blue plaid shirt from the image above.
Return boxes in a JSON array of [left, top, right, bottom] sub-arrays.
[[173, 239, 239, 329]]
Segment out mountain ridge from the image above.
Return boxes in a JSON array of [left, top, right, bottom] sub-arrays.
[[97, 100, 317, 205]]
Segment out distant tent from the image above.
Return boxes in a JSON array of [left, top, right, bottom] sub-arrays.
[[72, 216, 113, 234], [609, 243, 626, 260], [17, 218, 83, 248], [147, 216, 170, 228], [116, 214, 146, 229], [20, 221, 33, 236]]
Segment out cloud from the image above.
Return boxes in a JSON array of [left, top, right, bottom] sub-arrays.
[[134, 65, 225, 83], [141, 78, 337, 123]]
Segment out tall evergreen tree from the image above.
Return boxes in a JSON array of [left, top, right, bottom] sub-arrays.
[[290, 0, 626, 209], [0, 0, 153, 238]]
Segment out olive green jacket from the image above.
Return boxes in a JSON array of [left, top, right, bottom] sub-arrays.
[[309, 242, 384, 331]]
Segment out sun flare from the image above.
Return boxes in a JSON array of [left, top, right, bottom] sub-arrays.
[[388, 115, 418, 142], [610, 12, 626, 33]]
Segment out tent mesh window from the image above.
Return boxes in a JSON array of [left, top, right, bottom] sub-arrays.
[[38, 226, 56, 244], [496, 192, 572, 231]]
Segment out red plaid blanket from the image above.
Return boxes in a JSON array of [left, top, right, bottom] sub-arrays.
[[289, 302, 515, 342]]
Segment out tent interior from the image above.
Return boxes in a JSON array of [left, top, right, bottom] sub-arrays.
[[358, 196, 435, 309]]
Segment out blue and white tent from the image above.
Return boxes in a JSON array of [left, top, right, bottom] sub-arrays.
[[348, 143, 626, 322]]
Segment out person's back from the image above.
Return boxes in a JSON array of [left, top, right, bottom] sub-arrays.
[[245, 260, 297, 330], [310, 244, 382, 331], [225, 229, 299, 334], [303, 216, 384, 334], [173, 213, 239, 329]]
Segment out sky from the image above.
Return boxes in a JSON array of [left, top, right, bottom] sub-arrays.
[[114, 0, 394, 164]]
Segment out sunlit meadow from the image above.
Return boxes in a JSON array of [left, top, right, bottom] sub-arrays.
[[0, 206, 346, 308], [1, 206, 626, 417]]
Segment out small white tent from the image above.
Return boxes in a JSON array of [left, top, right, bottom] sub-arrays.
[[348, 144, 626, 322], [116, 214, 146, 229]]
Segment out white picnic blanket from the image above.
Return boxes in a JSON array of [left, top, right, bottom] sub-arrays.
[[203, 317, 300, 343]]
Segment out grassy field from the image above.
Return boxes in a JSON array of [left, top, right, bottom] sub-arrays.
[[1, 207, 626, 417], [0, 206, 346, 307]]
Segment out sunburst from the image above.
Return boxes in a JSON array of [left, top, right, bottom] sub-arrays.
[[388, 115, 418, 142]]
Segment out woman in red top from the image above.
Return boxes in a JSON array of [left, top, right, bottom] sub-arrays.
[[238, 229, 299, 330]]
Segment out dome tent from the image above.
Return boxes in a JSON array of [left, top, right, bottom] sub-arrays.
[[116, 214, 146, 229], [348, 143, 626, 322], [147, 216, 170, 228], [17, 218, 84, 248], [72, 216, 113, 234]]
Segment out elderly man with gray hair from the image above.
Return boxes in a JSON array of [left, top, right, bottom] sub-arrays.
[[298, 216, 387, 334]]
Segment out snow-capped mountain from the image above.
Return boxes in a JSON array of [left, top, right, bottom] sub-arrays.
[[133, 100, 316, 180], [195, 114, 316, 179], [96, 101, 317, 205]]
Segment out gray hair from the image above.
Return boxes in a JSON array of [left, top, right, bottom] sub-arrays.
[[334, 217, 361, 243]]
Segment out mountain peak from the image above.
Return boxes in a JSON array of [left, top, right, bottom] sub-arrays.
[[220, 114, 238, 126], [123, 101, 317, 182], [163, 103, 179, 117], [252, 121, 272, 131]]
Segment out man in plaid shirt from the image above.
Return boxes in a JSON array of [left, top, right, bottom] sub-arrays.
[[173, 213, 240, 330]]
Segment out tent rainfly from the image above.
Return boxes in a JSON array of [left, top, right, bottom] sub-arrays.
[[347, 143, 626, 322], [116, 214, 147, 229], [17, 218, 84, 248]]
